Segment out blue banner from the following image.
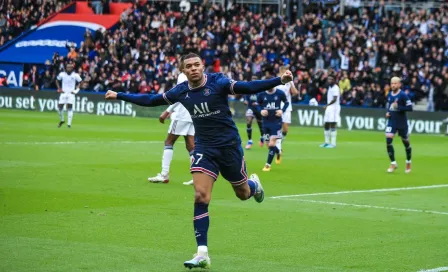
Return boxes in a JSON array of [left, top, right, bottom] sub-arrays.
[[0, 12, 120, 64], [0, 23, 100, 64], [0, 63, 24, 87]]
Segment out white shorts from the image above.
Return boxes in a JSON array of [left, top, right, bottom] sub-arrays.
[[59, 93, 75, 105], [324, 105, 341, 123], [282, 111, 292, 124], [246, 108, 255, 117], [168, 120, 195, 136]]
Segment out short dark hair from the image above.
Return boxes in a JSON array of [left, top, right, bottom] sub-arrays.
[[180, 53, 201, 68]]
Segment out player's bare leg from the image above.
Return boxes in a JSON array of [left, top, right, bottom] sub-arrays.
[[263, 137, 280, 171], [148, 134, 179, 183], [320, 122, 331, 147], [386, 134, 397, 173], [184, 172, 214, 269], [67, 104, 73, 128], [281, 122, 289, 144], [275, 138, 282, 164], [401, 136, 412, 173], [183, 135, 195, 185], [57, 104, 65, 128], [245, 116, 254, 149]]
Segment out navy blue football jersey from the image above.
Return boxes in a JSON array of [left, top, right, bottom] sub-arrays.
[[387, 90, 413, 129], [257, 90, 287, 124], [163, 73, 240, 147], [245, 94, 259, 110]]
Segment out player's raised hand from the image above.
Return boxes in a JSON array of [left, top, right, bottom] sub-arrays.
[[275, 110, 283, 117], [281, 70, 293, 84], [105, 90, 118, 100], [57, 88, 62, 93], [386, 112, 391, 118], [261, 110, 268, 117]]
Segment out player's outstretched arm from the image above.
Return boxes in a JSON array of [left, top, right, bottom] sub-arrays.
[[232, 71, 293, 94], [398, 97, 413, 112], [105, 90, 169, 107]]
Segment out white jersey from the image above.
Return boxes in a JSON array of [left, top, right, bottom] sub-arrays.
[[167, 102, 192, 122], [277, 82, 293, 112], [57, 72, 82, 93], [327, 85, 340, 106], [177, 72, 188, 84], [166, 72, 192, 122]]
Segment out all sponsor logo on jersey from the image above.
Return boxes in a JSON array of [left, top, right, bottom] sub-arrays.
[[265, 102, 277, 109], [192, 102, 220, 118], [194, 102, 210, 114]]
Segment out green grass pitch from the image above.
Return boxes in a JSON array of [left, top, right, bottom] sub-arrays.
[[0, 109, 447, 272]]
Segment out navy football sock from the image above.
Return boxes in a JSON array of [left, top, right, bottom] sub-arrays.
[[402, 139, 412, 161], [247, 179, 257, 197], [257, 121, 263, 138], [194, 202, 209, 247], [386, 138, 395, 162], [267, 146, 276, 165], [246, 124, 252, 141]]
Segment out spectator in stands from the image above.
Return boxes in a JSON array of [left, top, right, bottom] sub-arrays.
[[339, 72, 351, 94], [41, 69, 54, 89], [179, 0, 191, 13], [0, 0, 70, 44], [66, 42, 78, 60], [91, 1, 103, 15], [0, 75, 7, 87], [28, 65, 40, 91]]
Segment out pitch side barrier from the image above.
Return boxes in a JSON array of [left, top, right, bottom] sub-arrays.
[[1, 87, 446, 135]]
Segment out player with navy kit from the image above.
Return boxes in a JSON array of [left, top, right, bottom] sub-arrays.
[[258, 86, 289, 172], [105, 53, 294, 269], [244, 77, 264, 149], [385, 77, 413, 173]]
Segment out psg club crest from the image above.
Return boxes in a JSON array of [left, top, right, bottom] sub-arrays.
[[203, 89, 211, 96], [274, 96, 278, 100]]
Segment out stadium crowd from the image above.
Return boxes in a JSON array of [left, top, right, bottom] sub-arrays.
[[0, 0, 71, 47], [2, 0, 448, 111]]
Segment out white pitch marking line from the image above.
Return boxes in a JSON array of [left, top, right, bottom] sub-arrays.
[[270, 184, 448, 199], [1, 141, 163, 145], [418, 267, 448, 272], [287, 199, 448, 216]]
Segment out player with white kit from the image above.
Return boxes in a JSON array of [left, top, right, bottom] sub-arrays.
[[56, 63, 82, 128], [320, 76, 340, 148], [276, 66, 298, 145], [148, 72, 195, 185]]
